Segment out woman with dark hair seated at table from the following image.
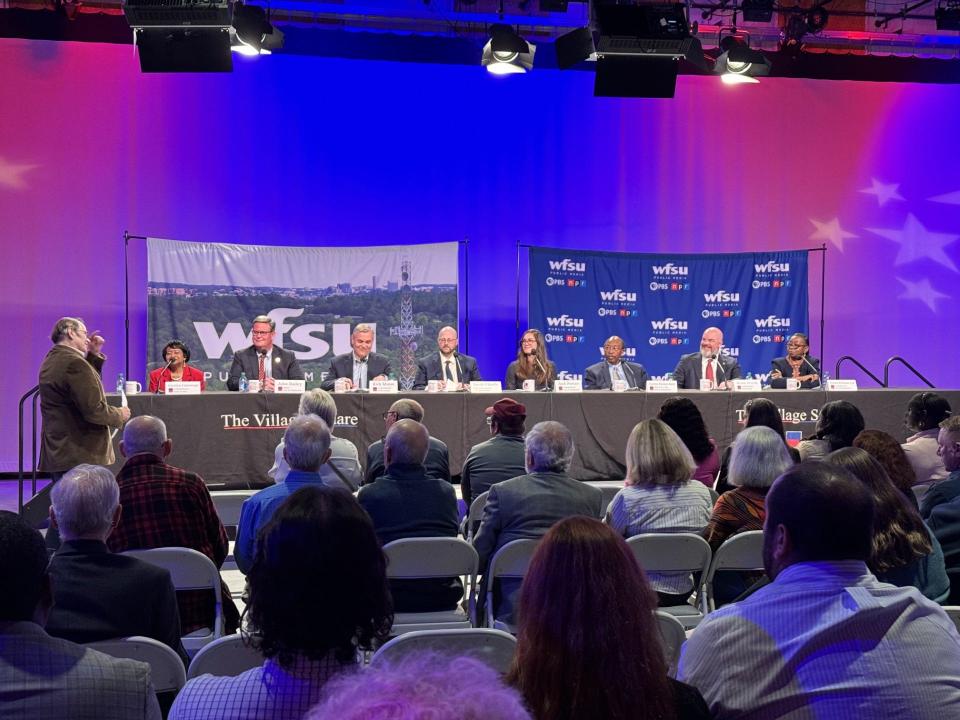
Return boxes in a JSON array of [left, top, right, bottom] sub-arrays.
[[508, 516, 710, 720], [169, 486, 393, 720], [505, 328, 556, 391], [657, 396, 720, 488], [148, 340, 206, 393], [769, 332, 820, 389], [825, 447, 949, 602], [854, 429, 920, 510], [796, 399, 865, 462], [716, 398, 801, 494]]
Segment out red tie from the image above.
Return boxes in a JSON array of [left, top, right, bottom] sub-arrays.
[[705, 360, 715, 383], [258, 354, 266, 385]]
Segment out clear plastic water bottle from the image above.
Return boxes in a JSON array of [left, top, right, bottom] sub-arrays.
[[820, 371, 829, 390], [238, 372, 249, 392], [116, 372, 125, 394]]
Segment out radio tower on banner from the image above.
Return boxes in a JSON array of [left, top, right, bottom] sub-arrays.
[[390, 259, 423, 390]]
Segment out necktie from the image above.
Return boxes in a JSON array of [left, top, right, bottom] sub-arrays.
[[445, 360, 454, 382], [258, 353, 266, 385], [705, 360, 715, 383]]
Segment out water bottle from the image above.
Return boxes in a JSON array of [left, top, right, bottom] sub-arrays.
[[820, 371, 829, 390], [116, 372, 125, 394], [238, 372, 249, 393]]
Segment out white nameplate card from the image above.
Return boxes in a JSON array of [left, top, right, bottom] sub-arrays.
[[274, 379, 306, 394], [553, 379, 583, 393], [827, 379, 859, 391], [611, 379, 629, 393], [164, 381, 202, 395], [732, 379, 763, 392], [784, 378, 800, 391], [646, 380, 679, 392], [469, 381, 503, 393], [369, 379, 400, 393]]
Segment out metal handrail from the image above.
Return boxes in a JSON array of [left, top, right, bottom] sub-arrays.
[[834, 356, 885, 387], [17, 384, 40, 514], [883, 356, 935, 389]]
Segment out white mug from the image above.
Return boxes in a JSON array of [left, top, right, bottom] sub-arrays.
[[522, 379, 536, 392], [426, 380, 441, 393], [247, 379, 262, 393], [785, 378, 800, 391], [124, 380, 142, 395], [699, 378, 715, 391], [334, 377, 350, 393]]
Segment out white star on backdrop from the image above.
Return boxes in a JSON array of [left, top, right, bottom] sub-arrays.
[[860, 178, 905, 207], [809, 218, 858, 251], [930, 190, 960, 205], [897, 277, 950, 313], [0, 156, 39, 190], [867, 213, 960, 273]]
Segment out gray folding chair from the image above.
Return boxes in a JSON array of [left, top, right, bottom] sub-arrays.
[[484, 538, 540, 633], [627, 533, 712, 630], [85, 636, 186, 693], [383, 537, 479, 634], [655, 610, 687, 678], [702, 530, 765, 612], [370, 628, 517, 674], [187, 634, 264, 679], [210, 490, 255, 531], [123, 547, 225, 655], [585, 481, 624, 519], [463, 491, 489, 541], [941, 606, 960, 633]]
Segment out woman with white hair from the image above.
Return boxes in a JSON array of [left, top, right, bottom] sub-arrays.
[[269, 388, 362, 490]]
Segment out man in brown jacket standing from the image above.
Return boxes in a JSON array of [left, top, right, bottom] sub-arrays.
[[39, 317, 130, 478]]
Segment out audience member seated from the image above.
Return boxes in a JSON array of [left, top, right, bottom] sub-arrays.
[[45, 465, 188, 665], [657, 397, 720, 487], [679, 462, 960, 719], [853, 429, 920, 509], [460, 398, 527, 506], [268, 389, 361, 490], [902, 391, 952, 486], [703, 426, 793, 604], [796, 399, 865, 461], [606, 419, 712, 606], [307, 653, 530, 720], [235, 415, 335, 575], [716, 398, 801, 494], [505, 328, 556, 391], [358, 419, 462, 613], [920, 415, 960, 518], [508, 516, 710, 720], [364, 398, 450, 485], [473, 421, 602, 625], [169, 486, 392, 720], [108, 415, 239, 634], [825, 447, 949, 602], [0, 511, 162, 720]]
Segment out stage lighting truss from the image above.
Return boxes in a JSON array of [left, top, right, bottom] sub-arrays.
[[482, 23, 535, 74], [936, 0, 960, 30]]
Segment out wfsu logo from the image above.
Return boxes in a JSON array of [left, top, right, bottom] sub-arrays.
[[599, 289, 637, 302], [651, 318, 688, 331], [546, 315, 585, 328], [703, 290, 741, 303], [549, 259, 587, 272], [754, 316, 791, 328], [652, 263, 689, 276], [754, 261, 790, 273]]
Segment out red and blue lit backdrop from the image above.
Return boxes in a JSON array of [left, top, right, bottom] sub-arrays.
[[3, 37, 959, 470]]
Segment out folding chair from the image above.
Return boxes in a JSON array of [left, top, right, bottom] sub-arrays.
[[123, 547, 225, 655], [585, 481, 624, 519], [370, 628, 517, 674], [85, 636, 186, 693], [702, 530, 765, 612], [187, 634, 264, 679], [941, 606, 960, 634], [383, 537, 479, 634], [627, 533, 712, 630], [210, 490, 255, 533], [484, 538, 540, 633], [654, 610, 687, 678], [463, 491, 489, 541]]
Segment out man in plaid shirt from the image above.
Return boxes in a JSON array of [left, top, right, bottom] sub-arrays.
[[107, 415, 240, 635]]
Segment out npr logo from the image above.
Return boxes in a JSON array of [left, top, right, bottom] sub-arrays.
[[599, 289, 637, 303], [546, 315, 585, 328], [754, 316, 791, 329], [651, 318, 688, 331], [652, 263, 689, 276], [549, 259, 586, 272], [755, 261, 790, 273], [704, 290, 740, 303]]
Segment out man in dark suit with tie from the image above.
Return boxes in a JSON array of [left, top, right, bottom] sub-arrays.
[[672, 326, 742, 389], [226, 315, 304, 391], [583, 335, 648, 390], [320, 323, 392, 391], [413, 326, 482, 390]]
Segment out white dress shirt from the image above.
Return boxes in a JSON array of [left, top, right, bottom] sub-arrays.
[[679, 560, 960, 719]]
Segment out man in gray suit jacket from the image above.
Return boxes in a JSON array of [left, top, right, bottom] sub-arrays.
[[672, 326, 742, 389], [583, 335, 648, 390], [473, 421, 602, 625], [320, 323, 392, 391], [227, 315, 304, 391], [413, 326, 482, 390]]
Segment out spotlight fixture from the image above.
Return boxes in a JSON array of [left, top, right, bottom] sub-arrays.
[[481, 23, 535, 74], [936, 0, 960, 30], [740, 0, 774, 23], [231, 3, 283, 56], [714, 32, 771, 83]]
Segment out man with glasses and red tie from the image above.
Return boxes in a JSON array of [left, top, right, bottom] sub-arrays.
[[672, 326, 742, 390], [227, 315, 304, 391]]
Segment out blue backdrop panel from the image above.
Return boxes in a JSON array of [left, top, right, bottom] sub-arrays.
[[529, 249, 809, 381]]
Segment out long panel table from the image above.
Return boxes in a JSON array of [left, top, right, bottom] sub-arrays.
[[109, 389, 960, 489]]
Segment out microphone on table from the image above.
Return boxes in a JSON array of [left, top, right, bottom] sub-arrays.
[[801, 355, 821, 386], [714, 348, 728, 389], [155, 359, 173, 394]]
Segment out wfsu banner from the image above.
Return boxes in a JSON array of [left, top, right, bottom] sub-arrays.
[[528, 248, 809, 382], [147, 238, 459, 390]]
